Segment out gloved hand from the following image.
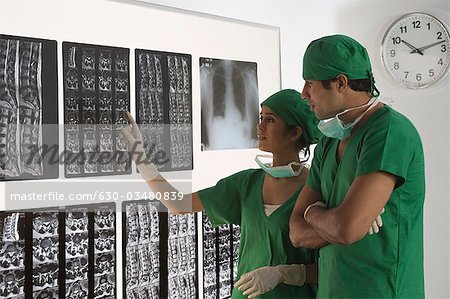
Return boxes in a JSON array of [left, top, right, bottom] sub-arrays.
[[368, 208, 385, 235], [235, 264, 306, 298], [120, 112, 160, 181]]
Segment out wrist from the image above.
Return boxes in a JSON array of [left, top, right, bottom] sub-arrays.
[[137, 162, 160, 181], [276, 264, 306, 286], [303, 201, 326, 223]]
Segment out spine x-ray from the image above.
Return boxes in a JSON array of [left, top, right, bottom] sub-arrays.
[[0, 212, 26, 298], [135, 50, 193, 172], [123, 200, 198, 299], [200, 58, 259, 151], [202, 214, 240, 299], [0, 34, 58, 181], [63, 42, 131, 178], [0, 202, 116, 299]]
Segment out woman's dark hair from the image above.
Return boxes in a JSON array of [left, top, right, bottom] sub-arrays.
[[288, 125, 311, 163], [321, 78, 371, 92]]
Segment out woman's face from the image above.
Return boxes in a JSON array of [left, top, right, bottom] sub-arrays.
[[257, 106, 296, 153]]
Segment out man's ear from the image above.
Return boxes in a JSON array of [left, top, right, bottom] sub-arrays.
[[335, 74, 349, 92]]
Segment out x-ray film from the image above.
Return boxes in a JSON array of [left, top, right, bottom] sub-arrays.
[[63, 42, 131, 178], [202, 214, 240, 299], [123, 200, 198, 299], [200, 58, 259, 151], [0, 203, 116, 299], [0, 34, 58, 181], [135, 50, 193, 172]]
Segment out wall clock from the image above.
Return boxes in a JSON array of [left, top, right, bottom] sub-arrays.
[[381, 12, 450, 89]]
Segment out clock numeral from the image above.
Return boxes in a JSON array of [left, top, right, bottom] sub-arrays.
[[438, 58, 443, 65], [412, 20, 421, 28], [437, 31, 443, 39], [394, 62, 400, 70], [390, 49, 396, 57], [427, 22, 431, 30], [392, 37, 401, 45], [441, 45, 447, 52], [416, 73, 422, 81], [404, 71, 409, 79], [400, 26, 407, 33], [429, 69, 435, 77]]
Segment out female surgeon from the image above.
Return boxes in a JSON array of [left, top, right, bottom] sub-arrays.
[[121, 89, 321, 298]]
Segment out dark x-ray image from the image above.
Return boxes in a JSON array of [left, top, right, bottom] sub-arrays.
[[200, 58, 259, 151], [202, 214, 240, 299], [135, 50, 193, 172], [167, 213, 197, 299], [0, 212, 26, 299], [63, 42, 131, 178], [32, 211, 60, 297], [0, 34, 58, 181], [123, 201, 161, 299], [0, 203, 117, 299], [123, 200, 198, 299]]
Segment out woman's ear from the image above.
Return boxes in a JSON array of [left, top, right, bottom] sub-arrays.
[[291, 126, 303, 142]]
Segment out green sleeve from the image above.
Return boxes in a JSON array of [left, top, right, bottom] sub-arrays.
[[197, 170, 247, 226], [355, 113, 420, 188], [306, 139, 324, 193]]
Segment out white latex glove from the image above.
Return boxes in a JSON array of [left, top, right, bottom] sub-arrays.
[[120, 112, 159, 181], [368, 208, 385, 235], [235, 264, 306, 298]]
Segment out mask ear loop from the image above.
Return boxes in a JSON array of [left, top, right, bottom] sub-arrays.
[[369, 72, 380, 97], [288, 161, 305, 176]]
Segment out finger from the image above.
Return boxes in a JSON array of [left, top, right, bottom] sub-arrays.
[[376, 214, 383, 227], [235, 274, 252, 290], [125, 111, 137, 125], [243, 286, 258, 296], [372, 221, 380, 234], [120, 127, 135, 143], [248, 289, 262, 299], [237, 278, 255, 292], [235, 275, 251, 290]]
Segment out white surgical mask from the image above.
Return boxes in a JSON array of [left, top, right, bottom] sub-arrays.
[[317, 96, 379, 140], [255, 154, 305, 178]]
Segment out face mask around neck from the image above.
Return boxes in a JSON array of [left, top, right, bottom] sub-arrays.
[[255, 154, 305, 178], [317, 96, 380, 140]]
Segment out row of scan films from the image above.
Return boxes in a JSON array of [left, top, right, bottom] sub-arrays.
[[0, 199, 240, 299], [0, 33, 194, 181]]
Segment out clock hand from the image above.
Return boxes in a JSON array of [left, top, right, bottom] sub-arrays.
[[401, 40, 424, 55], [410, 40, 445, 53]]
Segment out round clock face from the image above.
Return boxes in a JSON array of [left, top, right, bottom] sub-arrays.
[[381, 13, 450, 89]]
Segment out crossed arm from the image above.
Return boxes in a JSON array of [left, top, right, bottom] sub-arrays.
[[289, 171, 396, 248]]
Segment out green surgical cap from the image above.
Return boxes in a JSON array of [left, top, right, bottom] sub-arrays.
[[303, 34, 379, 96], [261, 89, 321, 145]]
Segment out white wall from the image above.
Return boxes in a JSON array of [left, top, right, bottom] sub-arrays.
[[140, 0, 450, 298]]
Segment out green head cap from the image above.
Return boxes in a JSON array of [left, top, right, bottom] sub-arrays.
[[303, 34, 379, 97], [261, 89, 322, 145]]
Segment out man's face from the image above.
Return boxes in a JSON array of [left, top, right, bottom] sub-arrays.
[[301, 79, 340, 120]]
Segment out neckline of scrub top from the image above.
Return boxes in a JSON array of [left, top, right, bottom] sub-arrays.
[[259, 171, 304, 220], [334, 104, 388, 166]]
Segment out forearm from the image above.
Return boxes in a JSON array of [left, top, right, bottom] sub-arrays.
[[145, 176, 203, 214], [304, 263, 318, 284], [289, 214, 328, 249], [305, 206, 360, 245]]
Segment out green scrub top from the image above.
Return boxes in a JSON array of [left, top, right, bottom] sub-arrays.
[[307, 106, 425, 298], [198, 169, 318, 299]]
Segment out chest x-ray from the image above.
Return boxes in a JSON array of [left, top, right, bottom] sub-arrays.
[[200, 58, 259, 151]]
